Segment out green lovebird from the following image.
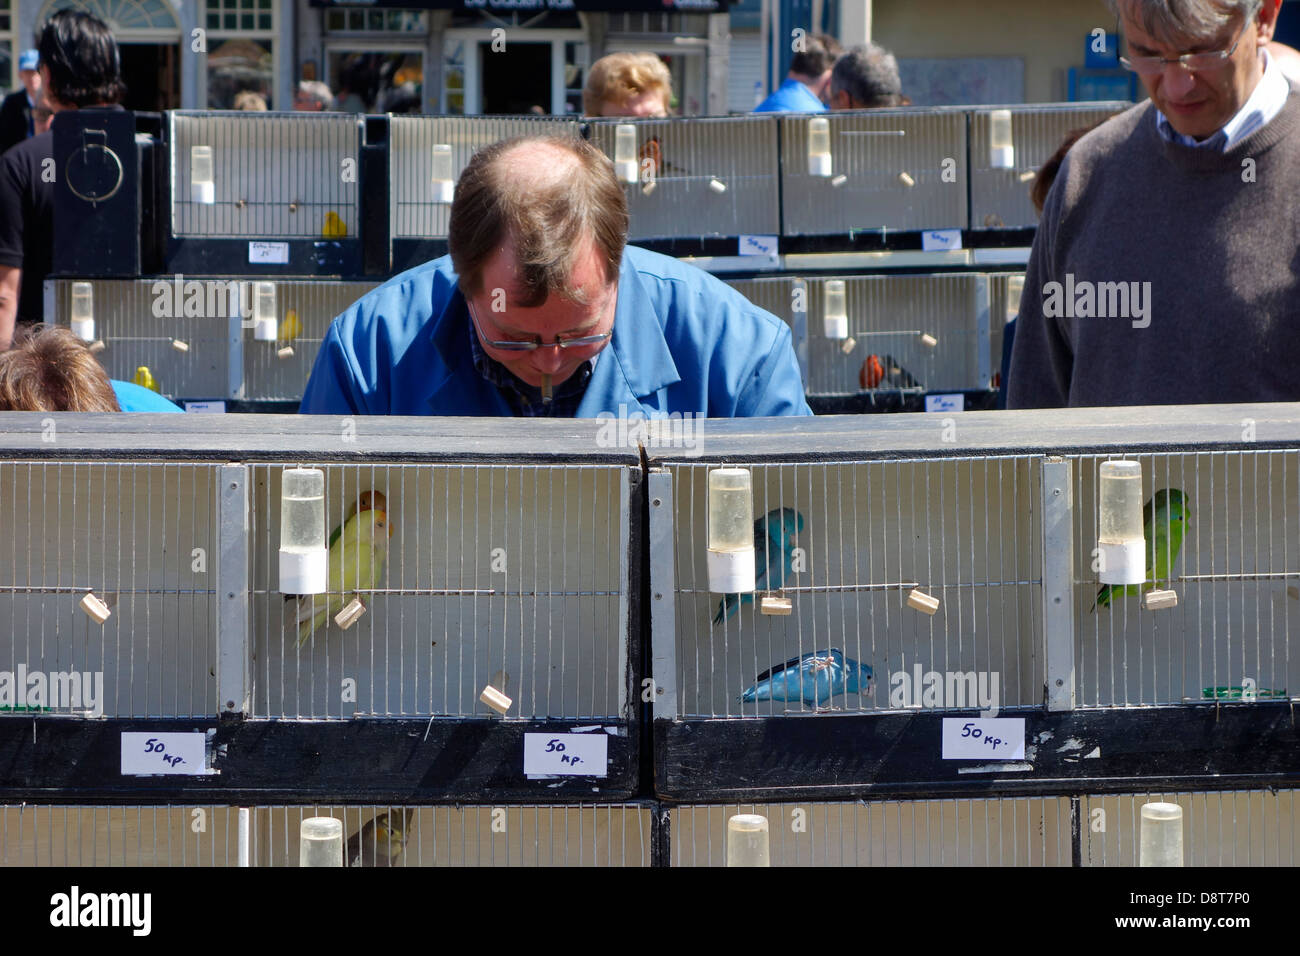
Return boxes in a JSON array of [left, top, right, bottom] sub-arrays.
[[1094, 488, 1190, 610], [296, 507, 392, 645], [346, 808, 415, 867]]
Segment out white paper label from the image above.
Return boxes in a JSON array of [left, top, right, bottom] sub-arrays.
[[738, 234, 779, 258], [942, 718, 1025, 760], [121, 732, 213, 775], [921, 229, 963, 252], [925, 393, 962, 413], [523, 732, 608, 776], [248, 241, 290, 265], [184, 401, 227, 414]]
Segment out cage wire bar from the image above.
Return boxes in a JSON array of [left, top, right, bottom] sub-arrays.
[[586, 116, 780, 242], [968, 103, 1128, 231], [781, 107, 968, 236], [0, 804, 652, 867], [666, 456, 1043, 718], [389, 116, 581, 239], [49, 278, 381, 404], [170, 112, 363, 240], [670, 798, 1072, 866], [249, 462, 629, 720], [0, 460, 218, 718]]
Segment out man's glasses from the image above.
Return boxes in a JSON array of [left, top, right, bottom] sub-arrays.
[[467, 299, 613, 352], [1120, 17, 1250, 74]]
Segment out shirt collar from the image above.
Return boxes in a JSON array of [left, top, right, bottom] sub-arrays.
[[1155, 46, 1289, 150]]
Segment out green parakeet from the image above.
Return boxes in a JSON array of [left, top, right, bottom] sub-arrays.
[[1094, 488, 1190, 610], [296, 507, 392, 645], [346, 808, 415, 867]]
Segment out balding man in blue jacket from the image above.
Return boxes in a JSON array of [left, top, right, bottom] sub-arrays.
[[299, 135, 810, 420]]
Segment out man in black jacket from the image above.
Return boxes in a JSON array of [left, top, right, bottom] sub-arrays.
[[0, 13, 124, 348], [0, 49, 41, 156]]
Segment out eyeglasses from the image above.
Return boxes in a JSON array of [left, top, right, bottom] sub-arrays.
[[467, 298, 613, 352], [1120, 17, 1250, 74]]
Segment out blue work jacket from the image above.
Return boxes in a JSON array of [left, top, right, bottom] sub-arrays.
[[299, 245, 812, 419], [754, 78, 827, 113]]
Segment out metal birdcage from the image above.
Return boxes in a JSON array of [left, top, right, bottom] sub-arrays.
[[0, 803, 653, 867], [388, 115, 581, 241], [49, 278, 379, 405], [249, 461, 631, 720], [586, 116, 780, 243], [1083, 789, 1298, 866], [0, 460, 218, 718], [780, 108, 968, 237], [724, 273, 998, 398], [968, 103, 1128, 230], [670, 798, 1072, 866], [169, 111, 363, 240]]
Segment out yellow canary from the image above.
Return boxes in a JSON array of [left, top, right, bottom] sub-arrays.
[[322, 211, 347, 238], [346, 809, 415, 867], [278, 309, 302, 344], [132, 366, 159, 393]]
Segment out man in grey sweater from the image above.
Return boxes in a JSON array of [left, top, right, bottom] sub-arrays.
[[1008, 0, 1300, 408]]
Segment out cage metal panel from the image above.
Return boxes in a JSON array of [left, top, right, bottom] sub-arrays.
[[587, 116, 780, 241], [781, 108, 968, 236], [249, 462, 630, 719], [1070, 451, 1300, 707], [969, 103, 1128, 230], [1084, 789, 1298, 866], [0, 804, 651, 867], [169, 112, 363, 240], [671, 797, 1071, 866], [798, 273, 991, 397], [50, 279, 231, 402], [0, 461, 218, 718], [389, 115, 580, 239], [665, 457, 1043, 718]]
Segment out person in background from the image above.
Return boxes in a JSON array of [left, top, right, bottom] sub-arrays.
[[1009, 0, 1300, 408], [294, 80, 335, 111], [232, 90, 268, 111], [0, 10, 125, 351], [828, 43, 907, 109], [583, 52, 672, 117], [996, 122, 1104, 409], [299, 135, 810, 419], [754, 33, 841, 112], [0, 325, 182, 412], [0, 49, 42, 155]]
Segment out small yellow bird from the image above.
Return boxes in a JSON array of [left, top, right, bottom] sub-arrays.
[[278, 309, 302, 344], [322, 211, 347, 238], [346, 809, 415, 867], [132, 366, 159, 393]]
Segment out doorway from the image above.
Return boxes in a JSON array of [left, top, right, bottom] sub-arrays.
[[119, 44, 180, 112], [479, 42, 551, 114]]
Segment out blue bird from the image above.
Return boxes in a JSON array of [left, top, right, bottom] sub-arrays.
[[712, 507, 805, 626], [740, 648, 872, 708]]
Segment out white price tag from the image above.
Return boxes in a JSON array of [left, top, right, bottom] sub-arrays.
[[921, 229, 963, 252], [524, 732, 608, 777], [121, 732, 213, 776], [942, 718, 1024, 759], [183, 401, 226, 414], [248, 241, 290, 265], [924, 393, 962, 413], [738, 234, 779, 258]]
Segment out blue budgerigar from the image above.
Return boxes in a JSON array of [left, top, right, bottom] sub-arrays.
[[740, 648, 872, 708], [712, 507, 805, 625]]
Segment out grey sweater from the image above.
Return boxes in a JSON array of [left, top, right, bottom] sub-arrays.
[[1007, 90, 1300, 408]]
